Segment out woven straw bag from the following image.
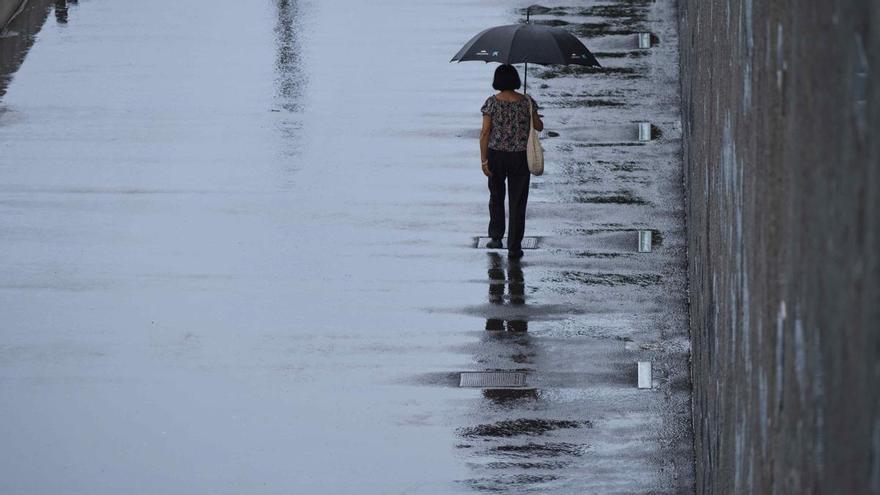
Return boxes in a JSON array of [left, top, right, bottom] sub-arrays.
[[526, 96, 544, 176]]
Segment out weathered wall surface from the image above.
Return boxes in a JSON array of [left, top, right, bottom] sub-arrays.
[[0, 0, 49, 99], [0, 0, 27, 30], [678, 0, 880, 493]]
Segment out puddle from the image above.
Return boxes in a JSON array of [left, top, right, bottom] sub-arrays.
[[518, 6, 568, 16], [573, 191, 647, 205], [436, 302, 582, 321], [540, 95, 627, 109], [482, 388, 540, 403], [545, 98, 626, 108], [537, 65, 640, 79], [485, 319, 528, 332], [651, 230, 664, 246], [475, 237, 540, 249], [544, 89, 629, 98], [614, 175, 651, 184], [481, 461, 570, 470], [461, 474, 560, 491], [458, 418, 589, 438], [534, 175, 601, 186], [485, 252, 526, 308], [510, 351, 534, 363], [650, 124, 663, 140], [590, 50, 649, 59], [523, 4, 650, 37], [553, 271, 662, 287], [530, 19, 642, 37], [0, 0, 694, 489], [580, 4, 649, 23], [488, 442, 585, 458], [549, 160, 647, 179], [574, 251, 626, 258], [525, 18, 569, 27], [521, 2, 652, 17], [609, 162, 647, 172]]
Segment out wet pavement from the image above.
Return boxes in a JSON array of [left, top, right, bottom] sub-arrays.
[[0, 0, 693, 493]]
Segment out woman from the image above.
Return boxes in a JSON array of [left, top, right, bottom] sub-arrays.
[[479, 64, 543, 258]]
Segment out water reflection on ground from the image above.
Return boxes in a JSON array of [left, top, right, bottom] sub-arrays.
[[0, 0, 693, 492], [485, 253, 528, 332], [53, 0, 78, 24]]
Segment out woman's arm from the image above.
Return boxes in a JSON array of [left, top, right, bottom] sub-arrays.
[[480, 115, 492, 177], [531, 101, 544, 132]]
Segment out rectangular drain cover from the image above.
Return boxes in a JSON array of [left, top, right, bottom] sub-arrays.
[[476, 237, 539, 249], [460, 371, 527, 388]]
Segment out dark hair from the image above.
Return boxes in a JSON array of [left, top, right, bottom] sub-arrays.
[[492, 64, 521, 91]]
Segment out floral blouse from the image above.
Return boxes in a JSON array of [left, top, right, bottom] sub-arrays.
[[480, 95, 539, 152]]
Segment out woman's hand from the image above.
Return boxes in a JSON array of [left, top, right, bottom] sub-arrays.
[[481, 159, 491, 177], [480, 115, 492, 177]]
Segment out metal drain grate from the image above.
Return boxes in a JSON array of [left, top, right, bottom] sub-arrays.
[[460, 371, 527, 388], [475, 237, 539, 249]]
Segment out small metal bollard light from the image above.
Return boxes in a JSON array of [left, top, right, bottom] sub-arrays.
[[638, 33, 651, 49], [638, 122, 652, 141], [638, 230, 652, 252], [637, 362, 652, 389]]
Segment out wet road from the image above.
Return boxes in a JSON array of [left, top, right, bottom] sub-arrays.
[[0, 0, 693, 493]]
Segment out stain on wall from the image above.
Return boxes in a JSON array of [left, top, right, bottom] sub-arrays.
[[678, 0, 880, 493]]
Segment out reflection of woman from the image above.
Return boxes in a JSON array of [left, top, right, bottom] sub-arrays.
[[485, 253, 527, 332], [479, 64, 543, 259]]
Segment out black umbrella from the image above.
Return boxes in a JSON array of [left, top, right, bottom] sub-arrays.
[[450, 11, 600, 92]]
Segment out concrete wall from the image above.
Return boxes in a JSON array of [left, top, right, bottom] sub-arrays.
[[678, 0, 880, 493], [0, 0, 50, 99], [0, 0, 27, 30]]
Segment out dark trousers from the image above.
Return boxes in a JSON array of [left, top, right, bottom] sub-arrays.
[[487, 149, 530, 251]]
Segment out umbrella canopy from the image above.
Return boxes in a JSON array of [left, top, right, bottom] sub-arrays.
[[450, 23, 600, 67]]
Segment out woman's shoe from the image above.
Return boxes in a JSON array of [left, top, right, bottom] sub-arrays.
[[508, 249, 524, 259], [486, 239, 503, 249]]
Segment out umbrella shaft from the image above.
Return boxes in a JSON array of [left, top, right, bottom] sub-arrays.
[[524, 7, 529, 93]]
